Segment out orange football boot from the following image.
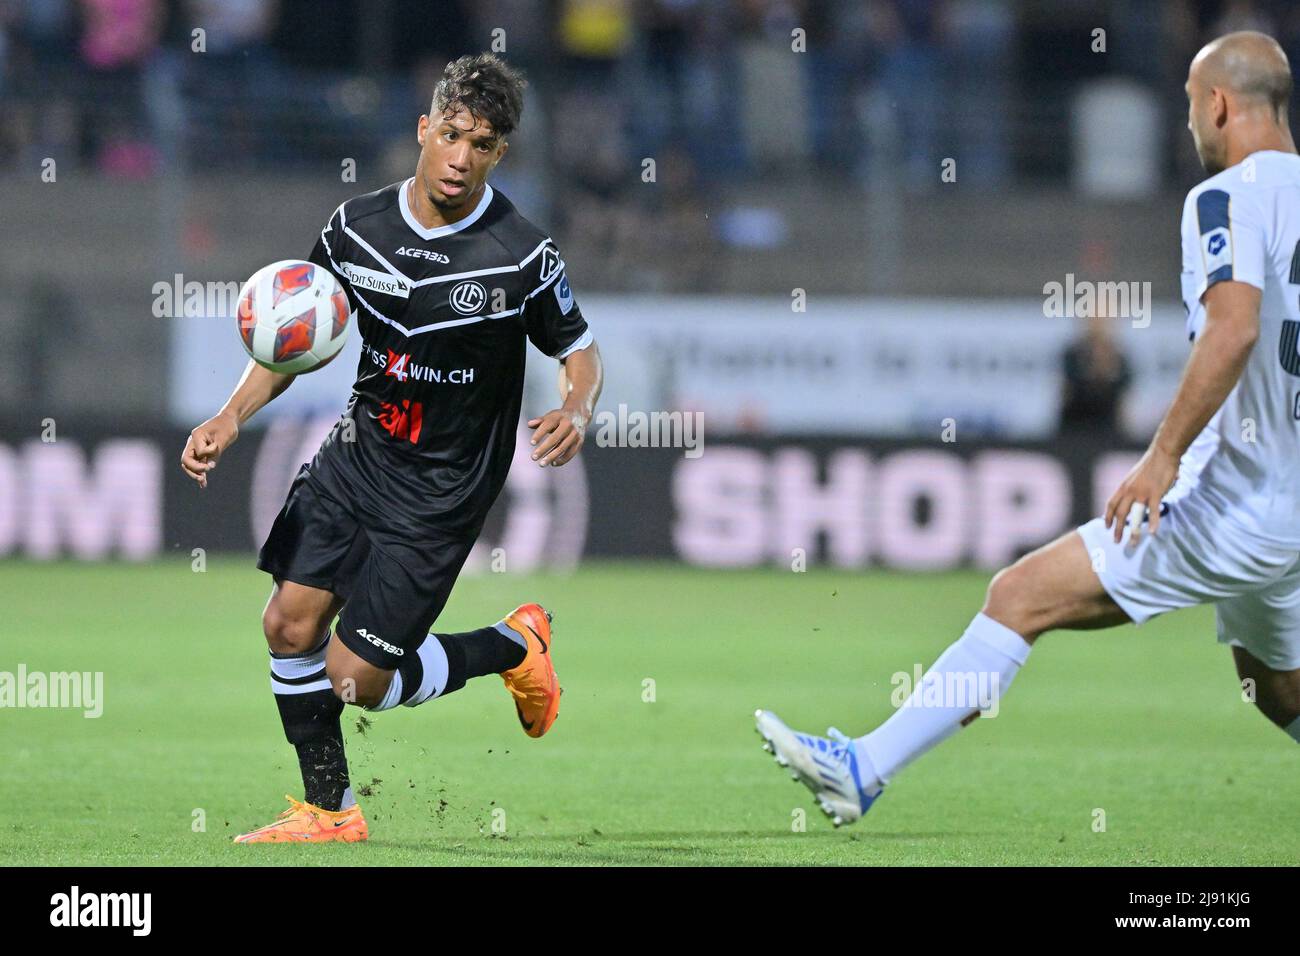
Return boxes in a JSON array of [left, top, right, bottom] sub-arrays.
[[233, 795, 369, 844], [499, 604, 560, 738]]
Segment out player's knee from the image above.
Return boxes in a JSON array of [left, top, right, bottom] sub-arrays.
[[261, 603, 321, 656], [983, 563, 1057, 641], [982, 565, 1035, 636]]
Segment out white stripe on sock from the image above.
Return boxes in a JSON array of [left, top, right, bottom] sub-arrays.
[[494, 620, 527, 650], [368, 670, 404, 711], [269, 631, 331, 681], [403, 635, 450, 707], [270, 674, 333, 695]]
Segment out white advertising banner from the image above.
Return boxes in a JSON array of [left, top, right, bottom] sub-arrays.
[[169, 295, 1190, 439]]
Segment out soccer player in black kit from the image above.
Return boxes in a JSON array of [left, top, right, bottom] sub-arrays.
[[179, 55, 603, 843]]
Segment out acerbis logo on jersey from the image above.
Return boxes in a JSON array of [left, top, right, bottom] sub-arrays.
[[342, 262, 410, 298], [356, 628, 404, 657], [449, 280, 487, 315], [394, 246, 450, 264]]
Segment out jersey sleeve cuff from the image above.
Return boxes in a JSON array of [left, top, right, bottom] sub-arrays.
[[554, 328, 593, 359], [1197, 269, 1266, 300]]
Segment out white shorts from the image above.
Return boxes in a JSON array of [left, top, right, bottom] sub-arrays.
[[1077, 486, 1300, 671]]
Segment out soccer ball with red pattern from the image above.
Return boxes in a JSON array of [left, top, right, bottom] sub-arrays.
[[235, 259, 351, 374]]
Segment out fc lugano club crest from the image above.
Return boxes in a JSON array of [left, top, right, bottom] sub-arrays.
[[449, 280, 487, 316]]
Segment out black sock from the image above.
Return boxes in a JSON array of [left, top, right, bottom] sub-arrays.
[[434, 626, 527, 693], [270, 636, 352, 811], [274, 689, 351, 810]]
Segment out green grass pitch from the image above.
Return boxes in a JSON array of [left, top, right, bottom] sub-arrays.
[[3, 558, 1296, 866]]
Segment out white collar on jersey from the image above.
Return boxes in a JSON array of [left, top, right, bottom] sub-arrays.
[[398, 177, 494, 240]]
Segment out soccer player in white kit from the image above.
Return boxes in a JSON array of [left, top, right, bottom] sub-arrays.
[[757, 31, 1300, 826]]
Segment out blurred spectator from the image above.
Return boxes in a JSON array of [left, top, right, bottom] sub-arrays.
[[559, 0, 632, 85], [183, 0, 280, 166], [1207, 0, 1277, 38], [945, 0, 1013, 188], [78, 0, 164, 176], [800, 0, 869, 174], [552, 0, 634, 200], [867, 0, 945, 191], [186, 0, 276, 55], [631, 0, 701, 162], [389, 0, 471, 71], [1059, 313, 1132, 438]]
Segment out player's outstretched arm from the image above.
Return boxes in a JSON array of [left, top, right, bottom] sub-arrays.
[[1104, 280, 1261, 542], [527, 341, 603, 468], [180, 359, 296, 488]]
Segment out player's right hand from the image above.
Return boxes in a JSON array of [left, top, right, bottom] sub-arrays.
[[180, 411, 239, 488], [1103, 445, 1179, 544]]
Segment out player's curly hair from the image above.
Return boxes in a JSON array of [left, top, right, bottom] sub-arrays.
[[431, 53, 527, 138]]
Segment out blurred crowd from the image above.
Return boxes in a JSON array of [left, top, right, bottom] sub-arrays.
[[6, 2, 1300, 172], [4, 0, 1300, 296]]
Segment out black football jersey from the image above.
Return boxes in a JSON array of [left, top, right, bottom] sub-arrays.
[[302, 178, 591, 537]]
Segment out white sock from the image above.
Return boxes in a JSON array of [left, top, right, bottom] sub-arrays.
[[1286, 714, 1300, 744], [854, 613, 1031, 786], [369, 670, 404, 711]]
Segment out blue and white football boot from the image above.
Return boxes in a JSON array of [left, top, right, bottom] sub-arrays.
[[754, 709, 882, 826]]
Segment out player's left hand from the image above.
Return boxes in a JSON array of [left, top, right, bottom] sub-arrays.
[[1104, 445, 1180, 545], [527, 408, 588, 467]]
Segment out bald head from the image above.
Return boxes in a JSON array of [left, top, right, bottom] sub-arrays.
[[1186, 31, 1295, 174], [1191, 31, 1292, 118]]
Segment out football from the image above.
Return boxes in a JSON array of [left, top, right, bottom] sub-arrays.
[[235, 259, 350, 374]]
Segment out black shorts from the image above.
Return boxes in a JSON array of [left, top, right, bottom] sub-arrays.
[[257, 466, 478, 670]]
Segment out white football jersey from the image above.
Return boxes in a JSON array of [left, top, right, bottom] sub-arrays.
[[1177, 150, 1300, 546]]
